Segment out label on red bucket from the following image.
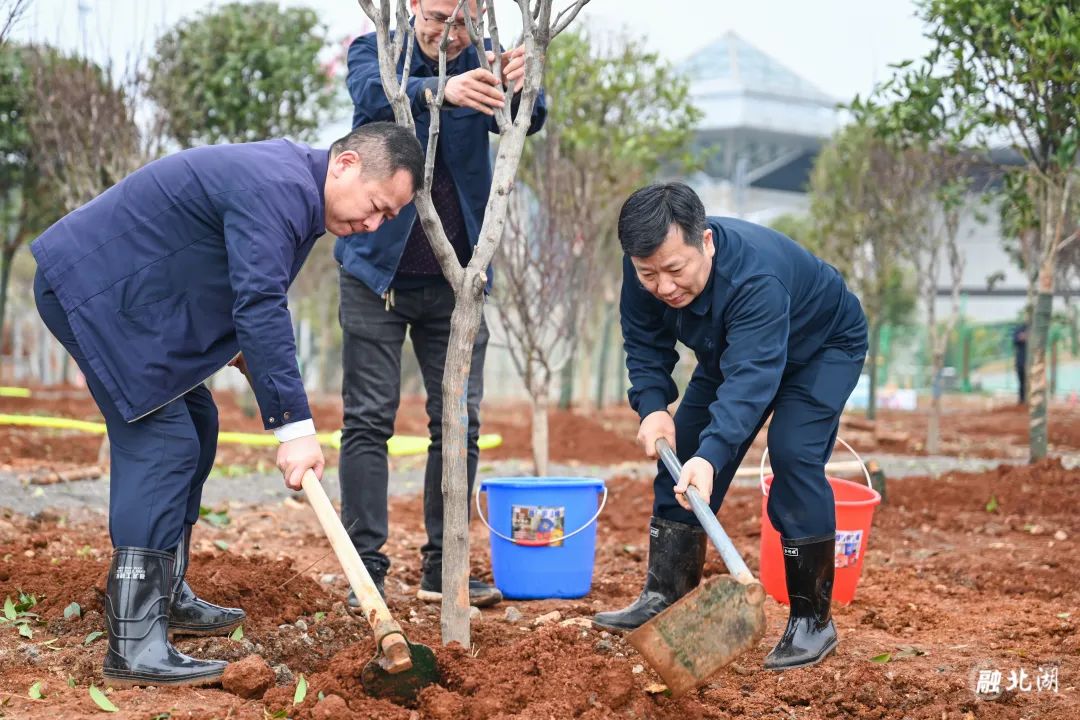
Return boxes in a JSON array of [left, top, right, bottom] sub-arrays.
[[511, 505, 565, 546], [835, 530, 863, 568]]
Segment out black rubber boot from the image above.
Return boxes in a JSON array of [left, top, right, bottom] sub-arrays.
[[103, 547, 227, 687], [763, 535, 839, 670], [417, 553, 503, 608], [169, 525, 245, 637], [592, 516, 707, 632]]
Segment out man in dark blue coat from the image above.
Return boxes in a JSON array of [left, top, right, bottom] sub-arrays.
[[593, 183, 868, 672], [32, 123, 423, 687], [335, 0, 546, 609]]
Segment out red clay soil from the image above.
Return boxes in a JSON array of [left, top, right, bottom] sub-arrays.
[[1, 458, 1077, 718]]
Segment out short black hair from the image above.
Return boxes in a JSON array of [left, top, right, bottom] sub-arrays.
[[330, 122, 424, 193], [618, 182, 706, 257]]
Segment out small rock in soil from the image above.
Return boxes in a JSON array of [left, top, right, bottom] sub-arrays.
[[295, 619, 308, 632], [320, 574, 337, 584], [1055, 530, 1068, 541], [632, 664, 644, 674], [532, 611, 562, 627], [503, 606, 523, 623], [273, 663, 293, 685], [469, 606, 482, 621], [222, 655, 275, 699], [312, 694, 349, 720], [558, 617, 592, 629], [595, 639, 613, 652]]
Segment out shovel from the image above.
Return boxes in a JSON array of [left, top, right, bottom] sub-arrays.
[[626, 439, 766, 698], [301, 469, 440, 704]]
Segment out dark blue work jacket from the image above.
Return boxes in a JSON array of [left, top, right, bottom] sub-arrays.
[[31, 140, 328, 430], [621, 217, 868, 471]]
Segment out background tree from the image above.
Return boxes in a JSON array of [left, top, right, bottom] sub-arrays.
[[495, 27, 700, 469], [868, 0, 1080, 461], [517, 28, 700, 410], [0, 44, 140, 350], [148, 1, 340, 147], [492, 189, 593, 477], [808, 120, 917, 419], [355, 0, 588, 648]]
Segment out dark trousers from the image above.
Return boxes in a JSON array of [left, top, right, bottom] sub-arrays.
[[337, 270, 488, 572], [34, 270, 217, 550], [655, 346, 865, 541]]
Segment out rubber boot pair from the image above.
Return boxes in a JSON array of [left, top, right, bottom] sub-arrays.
[[592, 517, 837, 671], [102, 527, 245, 687]]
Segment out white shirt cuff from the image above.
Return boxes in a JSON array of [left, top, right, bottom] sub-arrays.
[[273, 419, 316, 443]]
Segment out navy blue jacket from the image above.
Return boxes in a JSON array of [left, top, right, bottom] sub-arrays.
[[31, 140, 328, 429], [621, 217, 868, 471], [335, 31, 547, 294]]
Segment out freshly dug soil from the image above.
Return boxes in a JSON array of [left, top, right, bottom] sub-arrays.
[[0, 458, 1076, 718]]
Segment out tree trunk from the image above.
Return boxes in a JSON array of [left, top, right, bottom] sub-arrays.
[[866, 319, 882, 420], [557, 292, 581, 409], [0, 247, 14, 352], [927, 367, 942, 455], [1050, 336, 1059, 398], [531, 376, 549, 476], [594, 309, 615, 408], [558, 338, 576, 410], [1027, 285, 1053, 462], [440, 275, 486, 649]]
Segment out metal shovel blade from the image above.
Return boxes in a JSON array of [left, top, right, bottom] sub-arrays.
[[361, 640, 440, 704], [627, 574, 767, 698]]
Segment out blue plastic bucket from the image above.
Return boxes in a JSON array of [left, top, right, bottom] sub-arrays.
[[478, 477, 607, 599]]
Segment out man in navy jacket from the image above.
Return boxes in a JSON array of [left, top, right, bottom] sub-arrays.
[[32, 123, 423, 687], [593, 183, 868, 672], [335, 0, 546, 609]]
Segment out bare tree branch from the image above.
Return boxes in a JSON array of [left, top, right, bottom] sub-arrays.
[[0, 0, 30, 46], [550, 0, 590, 38]]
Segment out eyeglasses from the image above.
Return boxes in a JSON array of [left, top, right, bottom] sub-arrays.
[[417, 0, 471, 33]]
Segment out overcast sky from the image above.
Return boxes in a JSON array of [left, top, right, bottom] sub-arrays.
[[11, 0, 934, 143]]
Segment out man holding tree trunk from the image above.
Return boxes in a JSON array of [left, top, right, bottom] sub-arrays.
[[336, 0, 546, 610]]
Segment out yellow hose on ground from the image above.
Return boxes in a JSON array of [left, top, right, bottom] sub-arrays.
[[0, 413, 501, 456], [0, 387, 32, 398]]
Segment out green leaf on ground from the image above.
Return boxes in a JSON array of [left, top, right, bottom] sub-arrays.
[[313, 611, 326, 622], [89, 685, 118, 712], [18, 623, 32, 638], [214, 540, 230, 551], [871, 652, 892, 663], [1056, 612, 1071, 619], [84, 630, 105, 646], [3, 597, 15, 620], [293, 674, 307, 705], [16, 592, 37, 611], [28, 681, 43, 699], [64, 602, 82, 620], [230, 625, 244, 641], [67, 677, 76, 688], [985, 495, 999, 513]]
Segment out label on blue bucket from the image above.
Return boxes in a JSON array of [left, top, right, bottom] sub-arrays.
[[835, 529, 863, 568], [511, 505, 565, 546]]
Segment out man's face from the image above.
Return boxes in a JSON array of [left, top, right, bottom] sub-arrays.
[[630, 224, 715, 309], [323, 150, 415, 237], [410, 0, 477, 61]]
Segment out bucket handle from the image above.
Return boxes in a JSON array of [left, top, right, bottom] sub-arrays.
[[475, 485, 608, 546], [759, 436, 872, 496]]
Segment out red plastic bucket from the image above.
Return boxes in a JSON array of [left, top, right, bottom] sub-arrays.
[[758, 439, 881, 606]]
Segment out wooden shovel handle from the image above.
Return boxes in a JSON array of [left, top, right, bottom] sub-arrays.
[[656, 439, 758, 586], [301, 470, 413, 672]]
